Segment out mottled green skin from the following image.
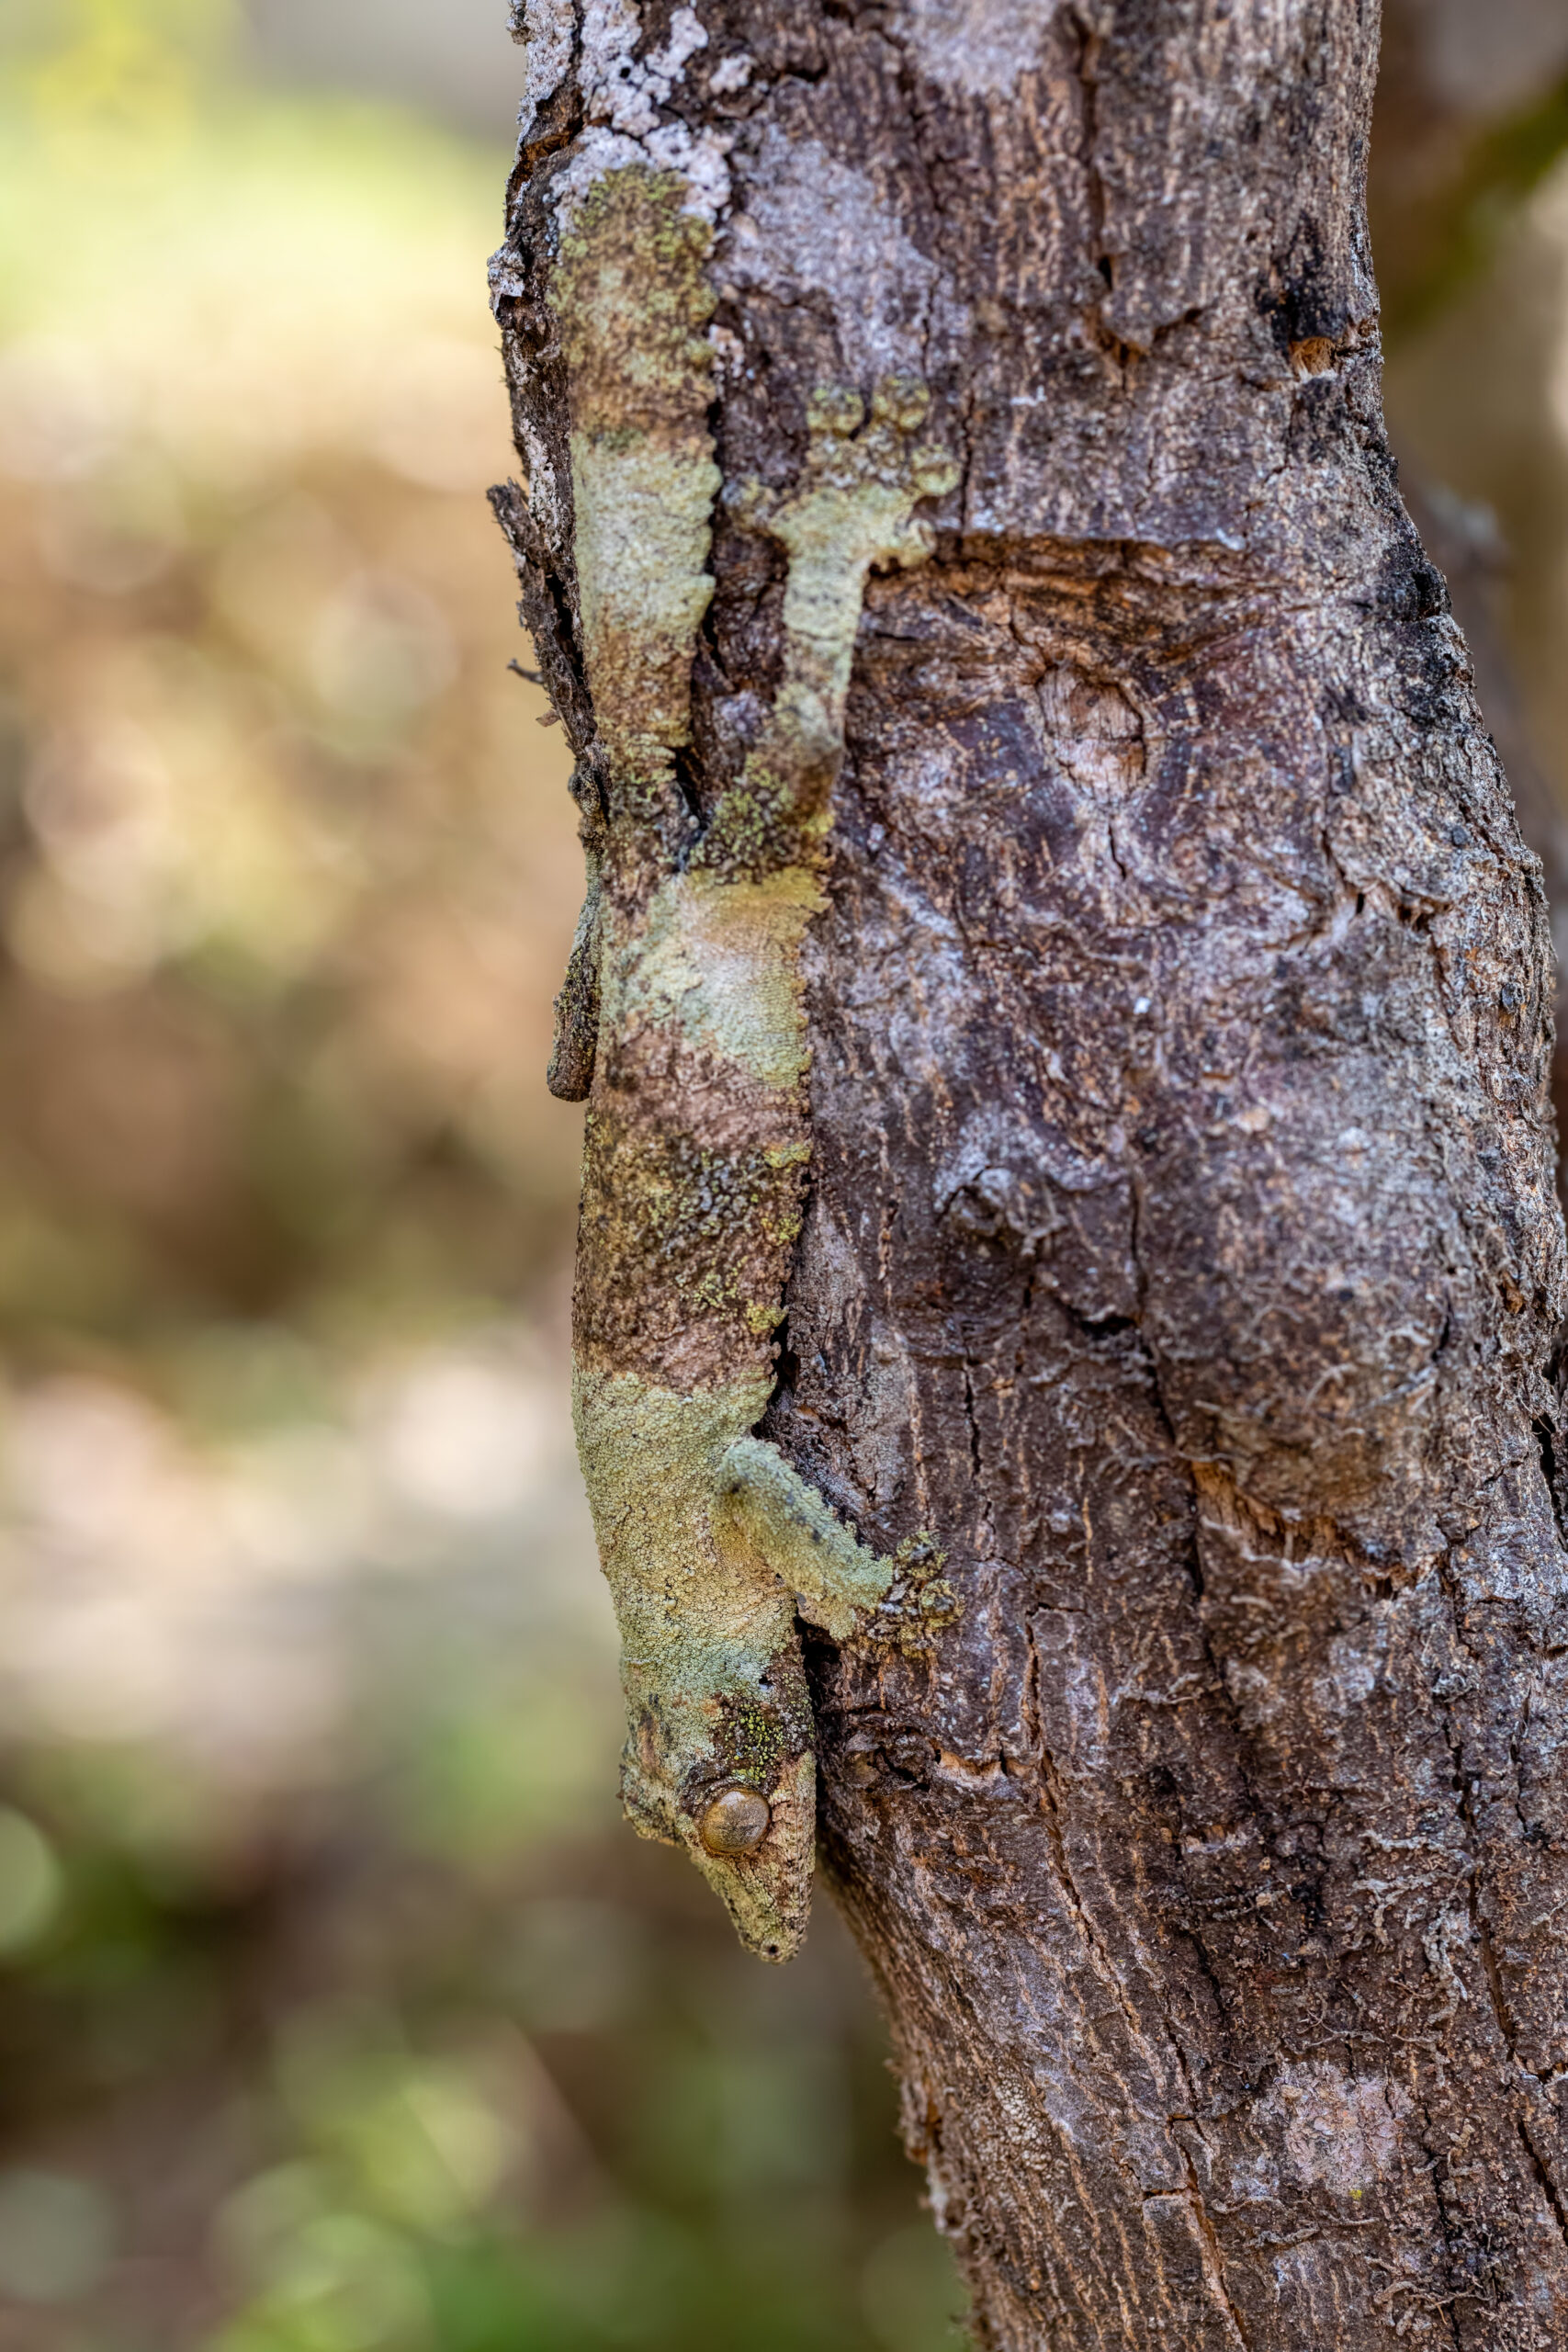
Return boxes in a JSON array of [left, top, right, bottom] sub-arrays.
[[552, 166, 960, 1960], [574, 1363, 891, 1957]]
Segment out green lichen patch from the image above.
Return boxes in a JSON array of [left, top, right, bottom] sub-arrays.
[[712, 1673, 814, 1796]]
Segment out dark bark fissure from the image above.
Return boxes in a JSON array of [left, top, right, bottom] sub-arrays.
[[1519, 2120, 1568, 2267], [1071, 13, 1134, 383]]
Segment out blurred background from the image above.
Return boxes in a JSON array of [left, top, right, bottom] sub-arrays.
[[0, 2, 1562, 2346]]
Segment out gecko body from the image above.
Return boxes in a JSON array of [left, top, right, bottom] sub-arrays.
[[543, 165, 957, 1960]]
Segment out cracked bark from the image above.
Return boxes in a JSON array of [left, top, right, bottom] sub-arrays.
[[494, 1, 1568, 2343]]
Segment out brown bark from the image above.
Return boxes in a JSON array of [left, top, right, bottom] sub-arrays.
[[494, 3, 1568, 2343]]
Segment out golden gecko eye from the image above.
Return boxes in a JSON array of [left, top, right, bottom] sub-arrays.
[[698, 1787, 772, 1857]]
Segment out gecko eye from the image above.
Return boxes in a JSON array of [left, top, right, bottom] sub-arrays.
[[698, 1787, 772, 1857]]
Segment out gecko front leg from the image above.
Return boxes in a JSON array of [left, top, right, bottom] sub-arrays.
[[545, 164, 957, 1959]]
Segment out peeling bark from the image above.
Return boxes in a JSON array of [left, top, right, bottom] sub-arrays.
[[493, 3, 1568, 2342]]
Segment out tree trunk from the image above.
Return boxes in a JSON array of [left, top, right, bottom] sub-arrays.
[[492, 3, 1568, 2344]]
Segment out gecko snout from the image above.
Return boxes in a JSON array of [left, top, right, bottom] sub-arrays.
[[698, 1786, 772, 1857]]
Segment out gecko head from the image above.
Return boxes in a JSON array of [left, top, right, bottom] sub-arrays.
[[618, 1668, 818, 1962], [682, 1748, 815, 1963]]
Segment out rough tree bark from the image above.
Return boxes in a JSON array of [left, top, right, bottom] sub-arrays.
[[491, 3, 1568, 2344]]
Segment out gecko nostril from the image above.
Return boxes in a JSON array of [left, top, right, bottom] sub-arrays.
[[698, 1787, 772, 1857]]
